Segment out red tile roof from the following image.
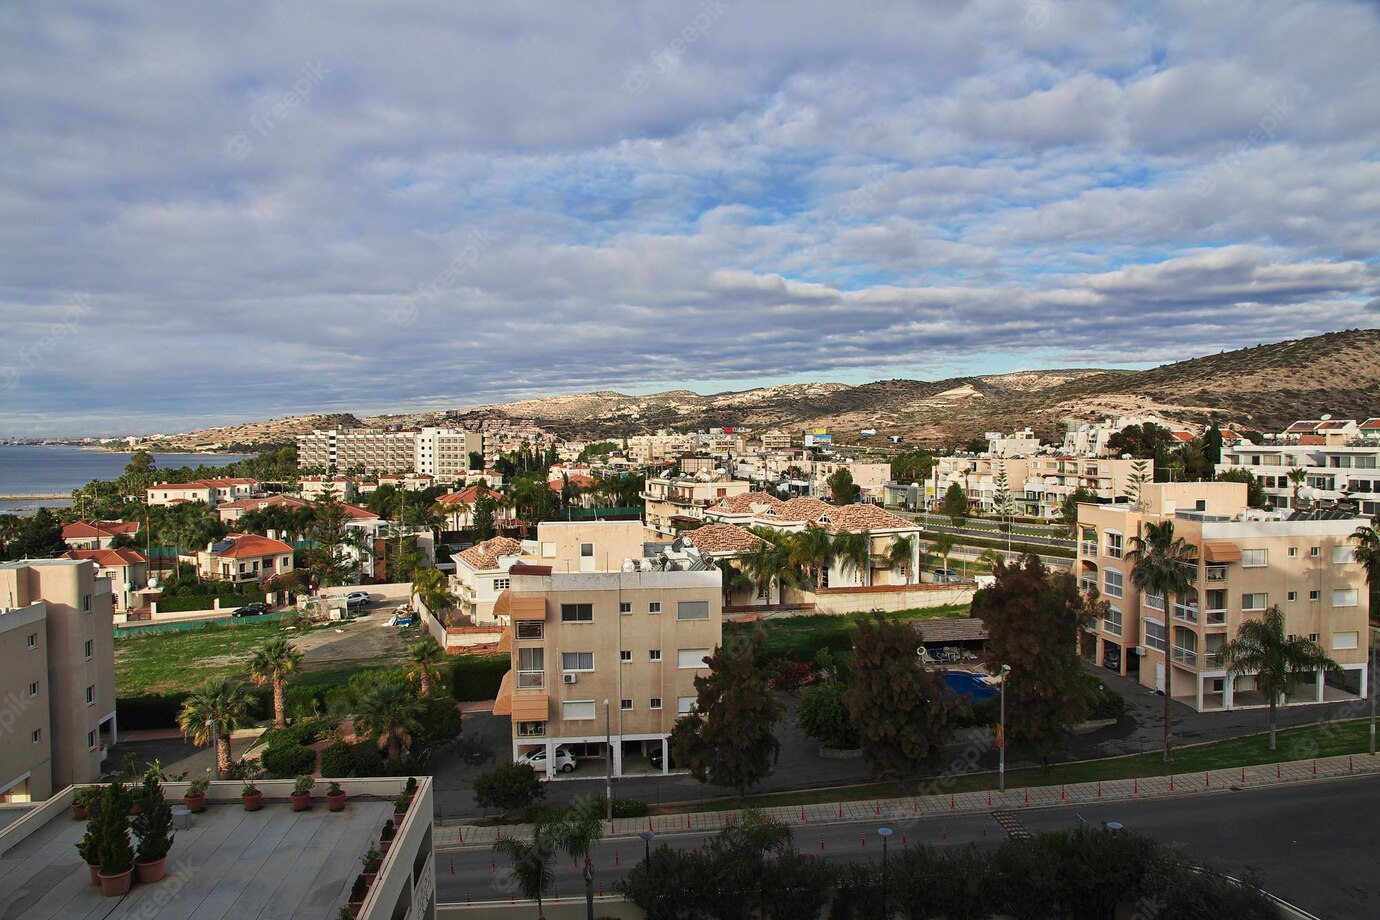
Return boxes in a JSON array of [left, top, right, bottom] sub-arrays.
[[548, 474, 596, 491], [712, 492, 784, 515], [209, 533, 294, 559], [683, 524, 769, 555], [62, 520, 140, 539], [61, 548, 146, 566], [438, 485, 505, 506], [456, 536, 524, 571]]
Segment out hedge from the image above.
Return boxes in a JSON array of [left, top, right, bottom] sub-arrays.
[[257, 719, 326, 750], [260, 742, 318, 778], [450, 655, 510, 701], [319, 741, 354, 777], [155, 590, 264, 613], [116, 689, 270, 730]]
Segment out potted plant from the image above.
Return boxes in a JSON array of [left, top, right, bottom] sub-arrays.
[[404, 776, 417, 800], [241, 780, 263, 812], [72, 787, 99, 821], [361, 846, 381, 886], [184, 777, 209, 813], [290, 775, 315, 812], [338, 908, 355, 920], [95, 782, 134, 897], [379, 819, 396, 854], [347, 875, 368, 914], [326, 781, 347, 812], [392, 791, 409, 823], [75, 799, 103, 884], [132, 771, 175, 883]]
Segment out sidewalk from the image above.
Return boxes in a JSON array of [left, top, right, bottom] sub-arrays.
[[433, 750, 1380, 848]]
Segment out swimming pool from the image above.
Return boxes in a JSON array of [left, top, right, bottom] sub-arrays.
[[941, 670, 998, 701]]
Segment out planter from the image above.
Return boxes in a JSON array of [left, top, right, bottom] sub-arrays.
[[362, 870, 377, 888], [87, 863, 101, 886], [290, 792, 311, 812], [379, 838, 393, 855], [346, 901, 363, 917], [184, 793, 206, 814], [326, 791, 347, 812], [98, 868, 133, 897], [72, 805, 88, 821], [392, 812, 406, 825], [135, 857, 167, 884], [242, 792, 263, 812]]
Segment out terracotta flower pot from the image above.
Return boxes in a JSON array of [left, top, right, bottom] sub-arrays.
[[326, 791, 346, 812], [87, 863, 101, 885], [346, 900, 363, 917], [393, 812, 406, 825], [135, 857, 167, 884], [242, 791, 263, 812], [379, 838, 393, 855], [72, 805, 88, 821], [363, 870, 377, 888], [184, 793, 206, 814], [290, 792, 311, 812], [128, 802, 143, 816], [98, 868, 132, 897]]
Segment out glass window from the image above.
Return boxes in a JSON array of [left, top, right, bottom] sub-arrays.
[[31, 729, 41, 744], [1103, 569, 1123, 599], [87, 731, 97, 750], [649, 649, 661, 661], [678, 648, 710, 669], [85, 685, 95, 705], [677, 697, 696, 715], [1144, 589, 1164, 611], [27, 682, 38, 698], [560, 603, 593, 622], [27, 633, 37, 649], [1333, 589, 1359, 607], [1144, 619, 1166, 651], [1103, 607, 1122, 636], [620, 699, 633, 711], [1105, 532, 1123, 559], [620, 650, 632, 662], [1241, 549, 1267, 567], [562, 700, 595, 721], [1241, 592, 1268, 611], [649, 698, 662, 710], [516, 620, 544, 640], [518, 647, 544, 670], [619, 602, 631, 613], [1333, 546, 1357, 564], [561, 651, 594, 671], [580, 543, 594, 558], [84, 640, 94, 658], [493, 578, 510, 591], [649, 602, 661, 614], [677, 601, 710, 620]]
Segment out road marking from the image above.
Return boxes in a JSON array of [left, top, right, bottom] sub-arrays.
[[991, 810, 1031, 842]]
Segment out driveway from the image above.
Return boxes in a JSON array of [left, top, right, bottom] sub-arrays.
[[291, 599, 421, 669]]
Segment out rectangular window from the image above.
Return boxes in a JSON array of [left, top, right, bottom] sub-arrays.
[[1333, 546, 1357, 564], [649, 649, 662, 661], [619, 602, 631, 614], [1144, 589, 1165, 611], [560, 603, 593, 622], [562, 700, 596, 721], [648, 602, 661, 614], [83, 594, 91, 612], [1241, 592, 1268, 611], [1333, 589, 1359, 607], [676, 697, 695, 715], [620, 699, 633, 711], [518, 647, 545, 670], [1288, 547, 1298, 558], [516, 620, 544, 640], [1144, 619, 1166, 652], [1309, 546, 1320, 557], [492, 578, 510, 591], [1310, 590, 1321, 601], [27, 682, 38, 698], [678, 648, 710, 669], [87, 731, 97, 750], [561, 651, 594, 671], [620, 650, 632, 662], [650, 698, 662, 710], [1287, 591, 1297, 602], [677, 600, 710, 621], [1103, 570, 1123, 599], [517, 721, 546, 737], [26, 633, 36, 650], [31, 729, 40, 744], [1105, 532, 1123, 559], [1333, 631, 1360, 650], [1241, 549, 1267, 567], [1103, 607, 1123, 636], [85, 685, 95, 705], [580, 543, 594, 558]]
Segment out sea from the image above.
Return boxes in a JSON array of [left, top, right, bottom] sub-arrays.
[[0, 444, 253, 515]]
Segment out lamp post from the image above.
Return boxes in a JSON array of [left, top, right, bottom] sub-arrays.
[[878, 826, 893, 917], [998, 664, 1011, 793], [1370, 633, 1376, 756], [207, 719, 218, 781], [639, 830, 655, 863], [604, 699, 613, 821]]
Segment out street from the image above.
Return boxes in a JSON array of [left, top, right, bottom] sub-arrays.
[[438, 774, 1380, 918]]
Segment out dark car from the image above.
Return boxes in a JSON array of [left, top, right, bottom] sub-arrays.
[[648, 746, 676, 770], [231, 602, 268, 618]]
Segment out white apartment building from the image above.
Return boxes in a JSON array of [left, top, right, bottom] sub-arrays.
[[145, 478, 261, 508], [296, 426, 483, 478], [928, 454, 1153, 519], [1217, 418, 1380, 516], [642, 474, 753, 537]]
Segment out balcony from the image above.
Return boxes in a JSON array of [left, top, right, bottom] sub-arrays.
[[1205, 566, 1228, 583], [1205, 608, 1227, 626], [516, 670, 546, 690], [1172, 646, 1199, 668], [1173, 602, 1199, 624], [1080, 542, 1098, 557]]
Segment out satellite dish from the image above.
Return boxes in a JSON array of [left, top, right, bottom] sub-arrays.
[[1321, 414, 1332, 421]]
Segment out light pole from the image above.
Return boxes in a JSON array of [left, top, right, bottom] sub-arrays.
[[1370, 632, 1376, 756], [207, 719, 218, 781], [604, 699, 613, 821], [639, 830, 655, 863], [997, 664, 1011, 793], [878, 826, 893, 917]]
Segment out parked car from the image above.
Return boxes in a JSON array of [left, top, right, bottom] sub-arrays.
[[647, 746, 677, 770], [516, 746, 577, 773], [231, 602, 268, 618], [345, 591, 371, 609], [931, 568, 963, 584]]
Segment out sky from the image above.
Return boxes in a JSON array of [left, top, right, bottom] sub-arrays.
[[2, 0, 1378, 437]]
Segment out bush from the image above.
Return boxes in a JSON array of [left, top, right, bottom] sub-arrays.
[[260, 743, 317, 778], [768, 658, 815, 692], [796, 682, 858, 749], [450, 655, 510, 701], [258, 719, 327, 750], [117, 693, 190, 730], [524, 796, 646, 824], [155, 589, 266, 613], [349, 740, 385, 777], [472, 763, 544, 815], [284, 686, 326, 720], [319, 741, 354, 778], [1081, 672, 1126, 721]]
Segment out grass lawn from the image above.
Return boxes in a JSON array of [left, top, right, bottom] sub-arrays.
[[680, 719, 1374, 812], [730, 604, 970, 661], [115, 620, 291, 694]]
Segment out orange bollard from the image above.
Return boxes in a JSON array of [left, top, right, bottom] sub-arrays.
[[1205, 772, 1210, 788], [495, 825, 502, 841], [1313, 760, 1318, 775], [1350, 755, 1355, 773], [687, 815, 692, 830], [860, 835, 866, 849], [1241, 768, 1246, 784], [902, 834, 907, 847], [820, 836, 825, 852], [950, 795, 956, 811], [1060, 785, 1066, 801], [837, 804, 844, 818], [875, 803, 881, 817], [1096, 782, 1102, 799], [1024, 789, 1029, 804], [1276, 763, 1282, 779], [912, 800, 918, 813], [982, 826, 987, 838], [1169, 776, 1175, 791], [490, 857, 496, 874], [648, 817, 653, 832], [987, 792, 992, 806], [458, 829, 464, 844], [1133, 778, 1138, 794], [801, 808, 806, 822]]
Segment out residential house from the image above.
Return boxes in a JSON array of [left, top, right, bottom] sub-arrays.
[[145, 478, 260, 508], [449, 536, 525, 624], [436, 484, 505, 531], [642, 475, 753, 538], [195, 533, 295, 585], [299, 475, 356, 502], [59, 520, 140, 551], [1216, 418, 1380, 515], [679, 523, 777, 605], [58, 548, 147, 612]]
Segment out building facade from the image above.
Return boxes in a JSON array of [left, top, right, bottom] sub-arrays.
[[1216, 418, 1380, 515], [297, 427, 483, 478], [642, 475, 753, 537]]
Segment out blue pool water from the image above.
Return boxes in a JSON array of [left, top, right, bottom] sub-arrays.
[[942, 670, 998, 701]]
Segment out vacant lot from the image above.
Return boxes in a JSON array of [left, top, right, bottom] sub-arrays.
[[728, 604, 969, 661]]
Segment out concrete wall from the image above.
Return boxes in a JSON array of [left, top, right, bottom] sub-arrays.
[[805, 584, 975, 615]]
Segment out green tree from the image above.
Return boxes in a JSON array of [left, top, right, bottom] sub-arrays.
[[549, 797, 606, 920], [1125, 459, 1152, 508], [826, 468, 858, 504], [797, 682, 858, 749], [493, 822, 556, 918], [402, 639, 445, 699], [832, 529, 872, 586], [1126, 520, 1198, 762], [787, 525, 834, 588], [177, 678, 252, 776], [886, 534, 916, 584], [741, 537, 801, 602], [714, 557, 753, 607], [5, 507, 66, 559], [411, 566, 458, 624], [1217, 467, 1269, 508], [1287, 467, 1308, 506], [1218, 605, 1342, 751], [468, 450, 485, 470], [889, 449, 936, 485], [306, 495, 353, 588], [669, 631, 782, 797], [1060, 487, 1096, 530], [354, 682, 424, 763], [248, 637, 304, 730], [973, 555, 1096, 770], [931, 531, 956, 574], [471, 494, 497, 542], [1353, 516, 1380, 619], [993, 462, 1014, 517], [93, 782, 134, 875], [845, 613, 962, 777], [473, 762, 545, 817], [1106, 422, 1174, 460], [941, 482, 968, 519]]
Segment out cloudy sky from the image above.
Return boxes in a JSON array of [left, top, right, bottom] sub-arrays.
[[2, 1, 1378, 436]]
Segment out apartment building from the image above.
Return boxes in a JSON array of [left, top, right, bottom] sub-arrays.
[[928, 454, 1153, 519], [813, 460, 892, 499], [492, 521, 723, 777], [299, 475, 357, 502], [626, 432, 694, 463], [60, 520, 140, 551], [450, 536, 525, 624], [1077, 482, 1370, 711], [297, 426, 484, 478], [145, 478, 260, 508], [58, 549, 147, 612], [759, 430, 793, 451], [0, 559, 117, 802], [642, 475, 753, 537], [195, 533, 295, 585], [1217, 418, 1380, 515]]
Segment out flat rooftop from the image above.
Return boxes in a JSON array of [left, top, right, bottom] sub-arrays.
[[0, 794, 394, 919]]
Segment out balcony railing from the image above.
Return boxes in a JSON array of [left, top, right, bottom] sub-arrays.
[[516, 670, 546, 690], [1080, 542, 1098, 557], [1173, 602, 1199, 624], [1205, 608, 1227, 626], [517, 722, 546, 737], [1205, 566, 1227, 583], [1172, 647, 1199, 667]]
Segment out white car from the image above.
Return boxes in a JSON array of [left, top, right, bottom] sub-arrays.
[[517, 746, 577, 773], [345, 591, 371, 609]]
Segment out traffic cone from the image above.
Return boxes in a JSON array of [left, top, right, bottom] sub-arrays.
[[1060, 785, 1066, 801], [987, 792, 992, 806], [837, 804, 844, 818], [1096, 782, 1102, 799], [1205, 772, 1210, 788], [875, 803, 881, 817], [820, 836, 825, 852], [1276, 763, 1282, 779], [1350, 755, 1355, 773]]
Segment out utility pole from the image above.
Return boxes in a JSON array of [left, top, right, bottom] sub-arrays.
[[604, 699, 613, 820]]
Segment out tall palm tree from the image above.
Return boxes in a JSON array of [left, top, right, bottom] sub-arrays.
[[403, 639, 445, 699], [1127, 520, 1198, 762], [1218, 605, 1342, 751], [832, 530, 872, 586], [177, 678, 252, 776], [1352, 516, 1380, 587], [248, 637, 304, 730], [494, 825, 556, 920], [885, 534, 916, 584], [788, 525, 834, 588], [714, 557, 753, 607], [549, 797, 605, 920], [931, 531, 957, 576], [411, 567, 458, 623], [1288, 467, 1308, 506], [741, 540, 799, 604], [354, 682, 424, 763]]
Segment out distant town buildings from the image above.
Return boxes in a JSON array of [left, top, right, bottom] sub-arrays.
[[1217, 417, 1380, 516], [296, 426, 483, 478]]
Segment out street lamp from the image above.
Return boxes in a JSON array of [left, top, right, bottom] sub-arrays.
[[639, 830, 655, 863], [997, 664, 1011, 793], [604, 699, 613, 821], [206, 719, 218, 781], [878, 826, 894, 917]]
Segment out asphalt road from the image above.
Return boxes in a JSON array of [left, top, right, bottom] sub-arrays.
[[438, 775, 1380, 918]]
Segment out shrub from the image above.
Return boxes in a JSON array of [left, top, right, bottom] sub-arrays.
[[416, 698, 463, 751], [320, 741, 354, 778], [260, 743, 317, 778], [527, 796, 648, 823], [1080, 672, 1126, 722], [284, 686, 326, 720], [796, 682, 859, 748], [472, 763, 544, 816], [768, 658, 815, 693], [349, 740, 385, 777], [259, 719, 327, 750], [449, 654, 510, 701]]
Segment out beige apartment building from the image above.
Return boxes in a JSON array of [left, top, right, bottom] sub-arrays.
[[929, 454, 1153, 519], [0, 560, 117, 802], [1077, 482, 1370, 711], [58, 548, 147, 612], [813, 460, 892, 499], [296, 426, 483, 479], [642, 475, 753, 538], [492, 522, 723, 777]]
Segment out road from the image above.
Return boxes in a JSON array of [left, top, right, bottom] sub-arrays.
[[437, 775, 1380, 918]]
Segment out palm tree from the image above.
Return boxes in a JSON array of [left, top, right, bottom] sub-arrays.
[[975, 548, 1001, 574], [1354, 515, 1380, 605], [833, 530, 872, 586], [549, 797, 605, 920], [354, 682, 424, 763], [788, 525, 834, 588], [1127, 520, 1198, 762], [1218, 605, 1342, 751], [403, 639, 446, 699], [931, 531, 957, 576], [884, 534, 915, 584], [1288, 467, 1308, 506], [741, 539, 799, 604], [494, 824, 556, 920], [411, 567, 458, 623], [177, 678, 252, 776], [248, 637, 304, 730], [714, 558, 753, 607]]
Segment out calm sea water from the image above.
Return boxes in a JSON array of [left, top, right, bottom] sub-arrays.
[[0, 445, 252, 514]]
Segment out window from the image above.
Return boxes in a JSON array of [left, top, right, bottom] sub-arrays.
[[1144, 589, 1165, 611], [649, 649, 662, 661], [580, 543, 594, 559], [678, 648, 710, 669], [1241, 549, 1267, 567], [1287, 591, 1297, 602], [1103, 569, 1123, 599], [620, 699, 633, 711], [1105, 531, 1123, 559], [541, 541, 556, 558], [561, 652, 594, 671], [1333, 546, 1357, 564], [83, 594, 91, 612], [31, 729, 41, 744], [1334, 631, 1360, 650], [1333, 589, 1359, 607], [27, 682, 38, 698], [516, 620, 544, 640], [649, 602, 661, 614], [1288, 547, 1298, 558], [492, 578, 510, 591], [1144, 620, 1166, 652], [1310, 590, 1320, 602], [85, 685, 95, 705], [562, 700, 596, 721], [677, 601, 710, 621], [620, 650, 632, 662], [619, 602, 631, 614], [1241, 592, 1268, 611], [517, 721, 546, 737], [560, 603, 593, 622], [87, 731, 97, 750], [650, 698, 662, 710], [677, 697, 695, 715], [26, 633, 36, 650], [1309, 546, 1320, 557], [1103, 607, 1122, 637]]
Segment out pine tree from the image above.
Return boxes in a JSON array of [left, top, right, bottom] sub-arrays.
[[941, 482, 968, 520]]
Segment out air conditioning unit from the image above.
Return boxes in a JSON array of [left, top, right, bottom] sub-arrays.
[[562, 673, 578, 684]]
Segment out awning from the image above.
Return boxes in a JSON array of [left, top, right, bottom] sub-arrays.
[[492, 590, 511, 618], [496, 625, 513, 654], [510, 693, 549, 721], [492, 670, 515, 716], [509, 595, 547, 621], [1202, 542, 1241, 563]]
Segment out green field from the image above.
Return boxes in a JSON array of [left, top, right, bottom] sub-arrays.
[[729, 604, 970, 661], [115, 620, 292, 694]]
